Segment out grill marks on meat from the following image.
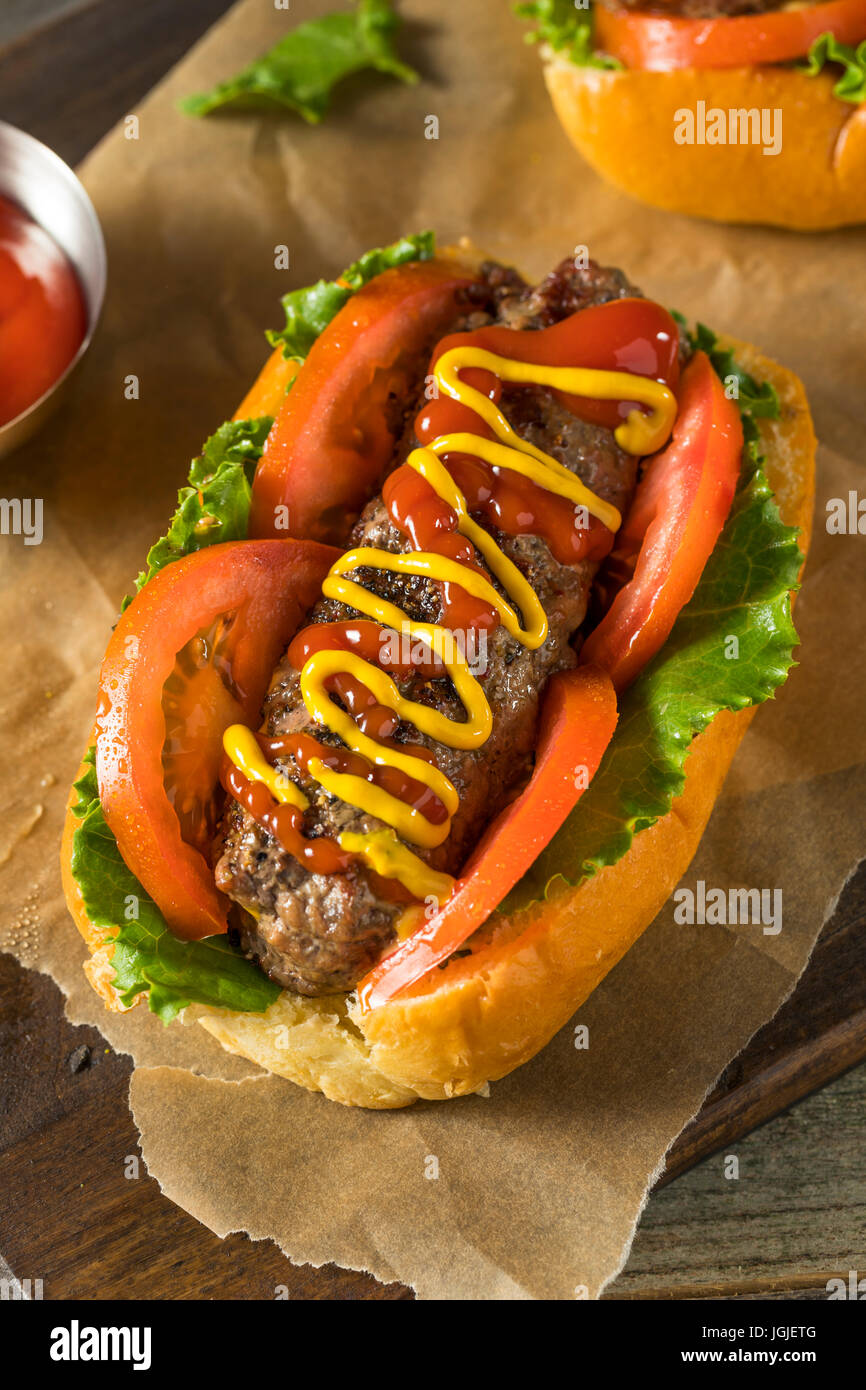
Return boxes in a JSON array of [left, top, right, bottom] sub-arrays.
[[214, 256, 641, 995]]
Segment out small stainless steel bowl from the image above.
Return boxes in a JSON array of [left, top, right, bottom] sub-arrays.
[[0, 121, 107, 460]]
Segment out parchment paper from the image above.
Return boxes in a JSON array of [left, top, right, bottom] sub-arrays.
[[1, 0, 864, 1300]]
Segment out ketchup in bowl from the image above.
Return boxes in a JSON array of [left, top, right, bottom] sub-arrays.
[[0, 193, 87, 427]]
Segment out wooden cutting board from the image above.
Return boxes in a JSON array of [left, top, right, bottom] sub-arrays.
[[1, 0, 863, 1301]]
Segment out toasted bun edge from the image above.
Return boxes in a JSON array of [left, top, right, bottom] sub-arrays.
[[541, 58, 866, 230]]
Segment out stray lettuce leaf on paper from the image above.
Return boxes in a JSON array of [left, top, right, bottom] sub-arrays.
[[71, 752, 279, 1023], [181, 0, 418, 122]]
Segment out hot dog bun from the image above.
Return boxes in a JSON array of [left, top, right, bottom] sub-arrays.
[[541, 57, 866, 229], [61, 267, 816, 1108]]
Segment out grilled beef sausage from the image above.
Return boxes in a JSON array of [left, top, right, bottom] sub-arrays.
[[214, 256, 642, 995]]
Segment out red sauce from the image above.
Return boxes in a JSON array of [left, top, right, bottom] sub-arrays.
[[288, 619, 445, 680], [447, 455, 614, 567], [384, 294, 679, 628], [0, 195, 87, 426], [221, 747, 444, 889], [383, 461, 500, 633], [223, 757, 417, 899], [222, 759, 352, 875]]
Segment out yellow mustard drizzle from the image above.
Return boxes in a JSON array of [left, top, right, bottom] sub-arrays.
[[223, 725, 309, 810], [224, 347, 676, 902], [339, 830, 455, 904]]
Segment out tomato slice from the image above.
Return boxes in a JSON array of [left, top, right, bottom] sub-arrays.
[[595, 0, 866, 71], [357, 665, 618, 1010], [96, 539, 338, 940], [248, 258, 483, 546], [579, 351, 742, 694]]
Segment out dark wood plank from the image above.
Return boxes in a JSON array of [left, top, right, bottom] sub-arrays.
[[610, 1062, 866, 1298], [663, 864, 866, 1183], [0, 951, 410, 1301], [0, 0, 235, 167]]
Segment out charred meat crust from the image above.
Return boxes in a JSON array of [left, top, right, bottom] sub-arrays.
[[214, 255, 642, 995]]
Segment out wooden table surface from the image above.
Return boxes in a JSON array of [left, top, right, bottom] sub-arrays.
[[1, 0, 863, 1301]]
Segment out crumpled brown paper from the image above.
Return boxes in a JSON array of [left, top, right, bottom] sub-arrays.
[[1, 0, 863, 1300]]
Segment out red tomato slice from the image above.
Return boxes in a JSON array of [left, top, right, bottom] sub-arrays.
[[357, 665, 618, 1010], [580, 351, 742, 694], [595, 0, 866, 71], [96, 539, 338, 940], [248, 258, 483, 545], [161, 635, 246, 855]]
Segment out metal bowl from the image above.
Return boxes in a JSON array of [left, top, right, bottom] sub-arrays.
[[0, 121, 107, 460]]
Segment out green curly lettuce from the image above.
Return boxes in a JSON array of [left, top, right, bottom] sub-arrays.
[[132, 415, 273, 595], [181, 0, 418, 122], [71, 752, 279, 1024], [514, 0, 620, 70], [800, 34, 866, 104], [266, 230, 434, 362]]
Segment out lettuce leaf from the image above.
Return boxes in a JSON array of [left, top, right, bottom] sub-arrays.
[[70, 752, 279, 1024], [180, 0, 418, 122], [132, 416, 272, 595], [514, 0, 620, 70], [800, 33, 866, 103], [684, 321, 780, 421], [266, 230, 434, 362], [505, 331, 802, 911]]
